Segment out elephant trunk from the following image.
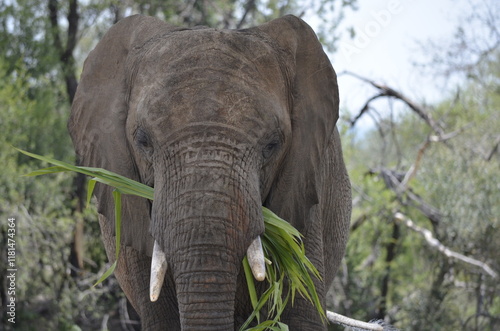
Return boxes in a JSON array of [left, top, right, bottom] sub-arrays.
[[164, 195, 258, 331], [151, 136, 264, 330], [174, 242, 238, 330]]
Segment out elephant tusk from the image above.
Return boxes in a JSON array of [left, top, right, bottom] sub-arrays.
[[246, 236, 266, 281], [150, 240, 168, 302]]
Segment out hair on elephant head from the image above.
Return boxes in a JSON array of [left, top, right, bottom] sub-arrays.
[[69, 14, 351, 331]]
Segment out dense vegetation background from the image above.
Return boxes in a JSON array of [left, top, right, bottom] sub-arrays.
[[0, 0, 498, 330]]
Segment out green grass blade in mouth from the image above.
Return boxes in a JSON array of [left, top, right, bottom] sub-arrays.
[[243, 255, 260, 323]]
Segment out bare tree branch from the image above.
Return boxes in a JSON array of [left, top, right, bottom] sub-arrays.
[[394, 212, 498, 278], [327, 311, 383, 331], [397, 123, 468, 190], [236, 0, 256, 29], [486, 135, 500, 161], [341, 71, 445, 136], [349, 92, 386, 126], [369, 168, 443, 226], [399, 139, 430, 190], [367, 127, 464, 228], [350, 213, 368, 232]]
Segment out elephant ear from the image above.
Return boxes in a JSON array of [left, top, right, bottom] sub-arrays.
[[254, 15, 340, 231], [69, 15, 180, 256]]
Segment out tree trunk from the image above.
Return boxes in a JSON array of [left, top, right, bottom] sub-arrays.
[[376, 221, 399, 320], [48, 0, 84, 276]]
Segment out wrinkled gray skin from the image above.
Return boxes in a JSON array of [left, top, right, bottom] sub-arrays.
[[69, 14, 351, 331]]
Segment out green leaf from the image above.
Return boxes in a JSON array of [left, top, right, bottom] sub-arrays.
[[239, 283, 276, 330], [16, 147, 154, 200], [24, 166, 70, 176], [243, 256, 260, 322], [16, 148, 97, 177], [86, 179, 97, 209], [93, 190, 123, 286], [113, 190, 122, 261], [93, 261, 117, 287]]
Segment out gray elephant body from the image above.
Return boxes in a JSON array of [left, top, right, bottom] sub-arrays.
[[69, 14, 351, 330]]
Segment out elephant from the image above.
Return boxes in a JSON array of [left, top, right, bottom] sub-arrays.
[[68, 14, 351, 331]]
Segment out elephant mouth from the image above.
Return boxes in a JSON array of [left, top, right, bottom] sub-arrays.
[[149, 235, 266, 302]]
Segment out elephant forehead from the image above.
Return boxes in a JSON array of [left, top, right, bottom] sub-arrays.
[[140, 28, 285, 76], [131, 29, 289, 136], [134, 28, 286, 93]]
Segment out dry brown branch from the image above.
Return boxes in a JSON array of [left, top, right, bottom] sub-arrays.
[[370, 168, 443, 226], [394, 212, 498, 278], [398, 124, 471, 190], [341, 71, 445, 136], [399, 139, 431, 190], [398, 126, 469, 193], [348, 92, 386, 126], [486, 135, 500, 161]]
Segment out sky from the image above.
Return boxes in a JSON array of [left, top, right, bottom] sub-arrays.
[[304, 0, 468, 132]]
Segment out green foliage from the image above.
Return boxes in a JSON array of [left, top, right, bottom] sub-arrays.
[[334, 49, 500, 330], [0, 58, 98, 330], [0, 57, 73, 213], [0, 0, 58, 75], [0, 16, 111, 331], [243, 208, 325, 329]]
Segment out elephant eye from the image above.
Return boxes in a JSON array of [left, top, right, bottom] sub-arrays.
[[136, 128, 152, 150], [262, 140, 280, 160]]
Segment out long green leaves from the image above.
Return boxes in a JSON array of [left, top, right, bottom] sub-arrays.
[[17, 148, 325, 329], [17, 147, 152, 286], [18, 148, 153, 199], [241, 209, 326, 330]]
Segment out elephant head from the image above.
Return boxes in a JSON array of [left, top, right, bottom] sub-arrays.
[[69, 14, 350, 330]]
